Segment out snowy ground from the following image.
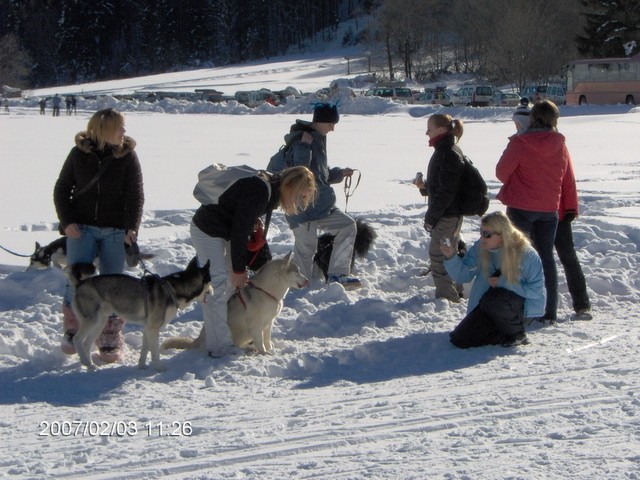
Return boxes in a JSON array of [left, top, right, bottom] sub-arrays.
[[0, 52, 639, 479]]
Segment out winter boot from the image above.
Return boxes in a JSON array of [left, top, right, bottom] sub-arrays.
[[61, 304, 79, 355], [97, 315, 126, 363]]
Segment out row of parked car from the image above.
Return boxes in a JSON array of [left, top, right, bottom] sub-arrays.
[[362, 83, 567, 107]]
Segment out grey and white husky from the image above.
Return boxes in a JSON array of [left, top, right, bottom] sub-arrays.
[[162, 252, 308, 354], [69, 257, 212, 370]]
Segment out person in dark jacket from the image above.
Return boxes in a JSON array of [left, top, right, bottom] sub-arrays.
[[190, 166, 316, 357], [415, 113, 466, 302], [283, 103, 362, 289], [442, 211, 545, 348], [53, 108, 144, 363]]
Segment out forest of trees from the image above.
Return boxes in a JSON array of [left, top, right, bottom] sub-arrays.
[[0, 0, 638, 91]]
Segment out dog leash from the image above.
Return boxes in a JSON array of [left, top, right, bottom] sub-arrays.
[[0, 244, 32, 257], [231, 281, 277, 309], [343, 169, 361, 213]]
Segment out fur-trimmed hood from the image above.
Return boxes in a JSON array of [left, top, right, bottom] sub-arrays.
[[74, 131, 137, 158]]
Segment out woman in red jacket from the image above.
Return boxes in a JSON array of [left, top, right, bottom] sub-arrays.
[[496, 100, 577, 322]]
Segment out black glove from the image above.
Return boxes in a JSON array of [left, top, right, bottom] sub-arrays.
[[563, 210, 577, 223]]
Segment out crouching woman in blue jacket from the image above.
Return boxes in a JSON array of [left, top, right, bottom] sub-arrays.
[[441, 211, 545, 348]]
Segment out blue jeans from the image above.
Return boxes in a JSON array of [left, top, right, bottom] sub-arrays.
[[506, 207, 558, 319], [64, 225, 126, 305]]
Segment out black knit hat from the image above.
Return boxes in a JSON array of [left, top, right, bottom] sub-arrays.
[[312, 103, 340, 124]]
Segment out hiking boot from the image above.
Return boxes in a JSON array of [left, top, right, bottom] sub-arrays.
[[502, 333, 530, 347], [328, 274, 362, 290], [572, 309, 593, 321], [97, 315, 125, 363], [61, 304, 79, 355]]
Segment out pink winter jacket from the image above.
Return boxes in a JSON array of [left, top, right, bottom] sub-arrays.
[[496, 130, 578, 214]]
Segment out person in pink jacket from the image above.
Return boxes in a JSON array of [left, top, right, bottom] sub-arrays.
[[496, 100, 577, 322]]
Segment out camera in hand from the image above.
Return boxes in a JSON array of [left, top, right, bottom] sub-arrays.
[[413, 172, 423, 185]]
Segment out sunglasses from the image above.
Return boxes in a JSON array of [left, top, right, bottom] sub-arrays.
[[481, 230, 499, 239]]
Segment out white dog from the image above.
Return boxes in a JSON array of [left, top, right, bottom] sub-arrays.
[[163, 252, 308, 354]]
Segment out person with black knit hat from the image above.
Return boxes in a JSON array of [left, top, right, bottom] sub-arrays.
[[281, 102, 361, 289]]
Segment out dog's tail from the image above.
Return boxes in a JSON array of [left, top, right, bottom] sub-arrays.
[[68, 263, 97, 287], [354, 219, 377, 258], [162, 326, 205, 350]]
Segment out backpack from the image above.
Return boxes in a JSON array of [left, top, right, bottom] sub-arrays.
[[266, 130, 304, 173], [459, 156, 490, 216], [193, 163, 270, 205]]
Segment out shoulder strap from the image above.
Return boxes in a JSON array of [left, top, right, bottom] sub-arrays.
[[74, 157, 115, 198]]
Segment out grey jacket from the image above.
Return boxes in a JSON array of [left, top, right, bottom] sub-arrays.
[[284, 120, 345, 227]]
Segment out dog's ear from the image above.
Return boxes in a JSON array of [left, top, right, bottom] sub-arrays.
[[202, 260, 211, 270], [186, 257, 199, 270], [283, 251, 292, 263], [35, 242, 41, 251]]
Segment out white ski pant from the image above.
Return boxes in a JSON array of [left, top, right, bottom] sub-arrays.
[[190, 222, 233, 356], [291, 210, 356, 279]]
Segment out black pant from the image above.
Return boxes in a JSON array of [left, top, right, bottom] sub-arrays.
[[554, 218, 590, 312], [450, 288, 525, 348]]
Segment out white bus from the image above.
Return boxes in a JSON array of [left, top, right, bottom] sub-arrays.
[[564, 54, 640, 105]]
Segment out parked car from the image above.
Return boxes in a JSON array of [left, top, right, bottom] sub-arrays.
[[234, 89, 279, 107], [520, 84, 566, 105], [492, 91, 521, 107], [364, 86, 414, 103], [452, 85, 494, 106], [414, 91, 453, 106]]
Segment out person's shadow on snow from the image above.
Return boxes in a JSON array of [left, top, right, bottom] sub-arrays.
[[292, 331, 504, 389]]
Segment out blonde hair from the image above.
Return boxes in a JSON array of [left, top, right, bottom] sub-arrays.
[[478, 211, 531, 284], [278, 166, 317, 215], [86, 108, 125, 150], [428, 114, 464, 142]]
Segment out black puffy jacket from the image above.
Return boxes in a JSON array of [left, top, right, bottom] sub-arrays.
[[53, 132, 144, 233], [424, 134, 465, 227]]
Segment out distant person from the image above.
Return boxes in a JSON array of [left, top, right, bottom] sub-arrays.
[[415, 113, 467, 302], [65, 96, 72, 115], [510, 99, 592, 321], [283, 103, 362, 289], [496, 100, 576, 323], [512, 97, 531, 134], [39, 98, 46, 115], [442, 211, 545, 348], [3, 97, 8, 112], [54, 108, 144, 363], [52, 94, 61, 116], [71, 95, 77, 114]]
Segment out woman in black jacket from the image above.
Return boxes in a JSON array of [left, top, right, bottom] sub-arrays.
[[54, 108, 144, 363], [416, 113, 466, 302], [190, 166, 316, 357]]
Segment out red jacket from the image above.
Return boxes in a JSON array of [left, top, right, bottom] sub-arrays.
[[496, 130, 578, 215]]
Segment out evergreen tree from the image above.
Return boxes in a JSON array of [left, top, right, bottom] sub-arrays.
[[577, 0, 640, 57]]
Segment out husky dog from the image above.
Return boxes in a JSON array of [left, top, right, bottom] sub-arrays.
[[29, 237, 154, 270], [69, 257, 212, 370], [313, 219, 377, 280], [162, 252, 308, 354], [28, 237, 68, 270]]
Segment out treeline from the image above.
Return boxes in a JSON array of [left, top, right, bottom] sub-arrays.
[[0, 0, 374, 88], [0, 0, 638, 91]]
